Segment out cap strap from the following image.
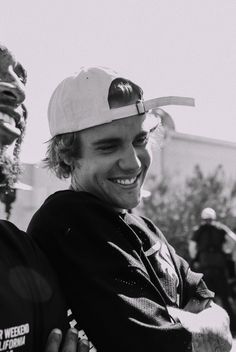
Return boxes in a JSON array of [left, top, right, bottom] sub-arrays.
[[111, 96, 195, 120]]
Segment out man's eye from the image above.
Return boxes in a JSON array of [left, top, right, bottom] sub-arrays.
[[14, 65, 27, 84], [134, 135, 149, 146], [18, 75, 26, 84], [16, 72, 26, 84], [97, 145, 118, 153]]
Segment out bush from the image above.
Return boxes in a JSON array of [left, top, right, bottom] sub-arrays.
[[139, 164, 236, 261]]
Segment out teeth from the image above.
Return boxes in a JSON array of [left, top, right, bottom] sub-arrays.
[[113, 177, 137, 185], [0, 112, 16, 126]]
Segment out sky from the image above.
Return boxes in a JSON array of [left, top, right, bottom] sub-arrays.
[[1, 0, 236, 163]]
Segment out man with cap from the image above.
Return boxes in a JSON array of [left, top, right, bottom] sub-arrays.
[[189, 207, 236, 334], [28, 66, 232, 352], [0, 44, 91, 352]]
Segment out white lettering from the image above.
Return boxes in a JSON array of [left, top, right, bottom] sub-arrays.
[[4, 323, 29, 339], [0, 336, 25, 350], [9, 336, 25, 348], [0, 324, 29, 351]]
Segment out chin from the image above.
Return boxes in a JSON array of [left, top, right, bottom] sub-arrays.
[[120, 198, 140, 211]]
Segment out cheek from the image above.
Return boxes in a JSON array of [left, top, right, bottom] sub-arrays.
[[142, 146, 152, 168], [78, 158, 106, 181]]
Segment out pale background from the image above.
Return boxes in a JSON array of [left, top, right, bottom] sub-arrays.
[[1, 0, 236, 163]]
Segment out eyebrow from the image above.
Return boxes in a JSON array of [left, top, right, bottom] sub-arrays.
[[92, 131, 150, 147], [150, 125, 158, 133], [92, 137, 122, 147]]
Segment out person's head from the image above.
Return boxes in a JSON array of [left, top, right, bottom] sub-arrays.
[[46, 67, 161, 211], [46, 66, 192, 211], [0, 44, 27, 190], [201, 207, 216, 223]]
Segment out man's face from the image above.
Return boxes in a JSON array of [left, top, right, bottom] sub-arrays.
[[0, 45, 27, 147], [72, 114, 156, 211], [0, 45, 27, 187]]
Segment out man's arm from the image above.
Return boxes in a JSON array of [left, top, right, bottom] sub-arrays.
[[45, 328, 90, 352], [168, 302, 232, 352], [213, 221, 236, 252]]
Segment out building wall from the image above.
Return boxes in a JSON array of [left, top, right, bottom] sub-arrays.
[[148, 131, 236, 186]]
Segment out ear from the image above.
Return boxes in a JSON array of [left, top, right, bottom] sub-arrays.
[[63, 156, 80, 171], [63, 155, 74, 167]]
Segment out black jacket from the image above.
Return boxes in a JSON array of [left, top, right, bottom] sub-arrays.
[[0, 220, 68, 352], [28, 190, 214, 352]]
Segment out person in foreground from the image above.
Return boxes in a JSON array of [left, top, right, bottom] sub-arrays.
[[28, 66, 232, 352], [0, 44, 90, 352]]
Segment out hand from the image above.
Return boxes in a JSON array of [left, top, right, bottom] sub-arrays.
[[168, 302, 232, 352], [184, 297, 212, 313], [45, 328, 90, 352]]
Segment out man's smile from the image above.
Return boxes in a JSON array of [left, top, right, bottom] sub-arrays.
[[0, 100, 26, 144], [0, 110, 22, 137], [108, 171, 142, 187]]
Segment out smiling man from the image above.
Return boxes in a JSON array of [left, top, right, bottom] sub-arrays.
[[0, 44, 92, 352], [0, 45, 26, 142], [0, 44, 27, 212], [28, 66, 232, 352]]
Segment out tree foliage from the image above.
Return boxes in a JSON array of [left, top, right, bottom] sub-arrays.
[[139, 164, 236, 261]]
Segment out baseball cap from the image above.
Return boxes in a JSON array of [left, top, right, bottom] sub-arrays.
[[48, 66, 195, 137]]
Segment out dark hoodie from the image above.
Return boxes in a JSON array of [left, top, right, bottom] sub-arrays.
[[28, 190, 214, 352]]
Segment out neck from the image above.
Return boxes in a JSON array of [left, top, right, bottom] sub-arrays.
[[69, 183, 128, 214]]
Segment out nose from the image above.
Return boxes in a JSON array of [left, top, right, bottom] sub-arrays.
[[118, 145, 141, 171], [0, 66, 25, 106], [0, 83, 25, 106]]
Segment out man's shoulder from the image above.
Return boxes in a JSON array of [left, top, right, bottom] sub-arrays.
[[29, 190, 118, 231], [0, 219, 22, 231], [34, 190, 100, 216], [192, 225, 200, 232], [211, 221, 227, 233], [193, 223, 216, 233], [0, 219, 45, 260], [43, 190, 104, 208], [0, 219, 27, 242], [191, 224, 204, 241]]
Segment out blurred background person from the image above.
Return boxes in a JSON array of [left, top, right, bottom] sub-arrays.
[[189, 207, 236, 335]]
